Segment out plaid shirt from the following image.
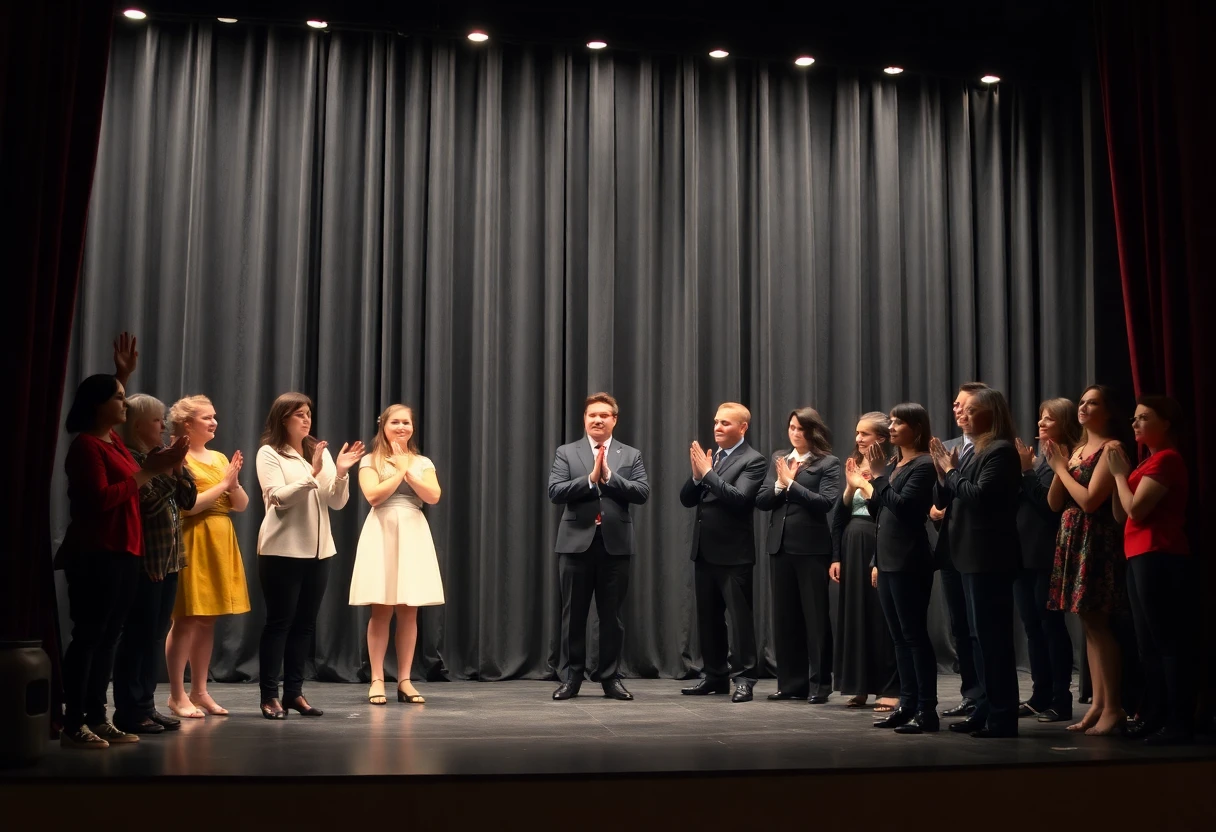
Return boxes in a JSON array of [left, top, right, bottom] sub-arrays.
[[131, 450, 198, 580]]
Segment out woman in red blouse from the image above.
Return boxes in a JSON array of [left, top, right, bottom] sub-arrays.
[[57, 373, 184, 749], [1105, 395, 1194, 745]]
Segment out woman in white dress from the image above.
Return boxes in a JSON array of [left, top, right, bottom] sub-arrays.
[[350, 404, 444, 705]]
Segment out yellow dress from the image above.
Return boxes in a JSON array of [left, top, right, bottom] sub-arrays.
[[174, 450, 251, 617]]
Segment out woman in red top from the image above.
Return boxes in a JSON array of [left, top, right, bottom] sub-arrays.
[[57, 373, 184, 749], [1105, 395, 1194, 745]]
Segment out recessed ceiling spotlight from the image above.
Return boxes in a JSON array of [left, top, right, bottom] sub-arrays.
[[883, 66, 904, 75], [981, 74, 1001, 84], [217, 18, 238, 24], [587, 40, 608, 50], [306, 20, 327, 29], [709, 49, 729, 59], [468, 31, 489, 42], [122, 9, 147, 20], [795, 56, 815, 67]]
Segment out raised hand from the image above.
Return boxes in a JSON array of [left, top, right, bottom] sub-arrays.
[[1015, 438, 1036, 472], [310, 440, 329, 476], [1042, 439, 1068, 473], [335, 441, 366, 477], [775, 456, 799, 488], [844, 457, 868, 489], [591, 444, 605, 484], [863, 442, 887, 476], [928, 437, 954, 473], [221, 450, 243, 491], [690, 441, 713, 480], [1103, 440, 1130, 477], [112, 332, 138, 384]]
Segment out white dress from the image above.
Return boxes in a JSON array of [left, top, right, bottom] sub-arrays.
[[349, 455, 445, 606]]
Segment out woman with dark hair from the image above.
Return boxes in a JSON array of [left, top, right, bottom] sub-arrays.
[[930, 388, 1022, 738], [1045, 384, 1128, 735], [56, 372, 186, 748], [868, 403, 939, 734], [1105, 396, 1195, 744], [756, 407, 842, 703], [1012, 398, 1080, 724], [831, 413, 900, 712], [254, 393, 364, 719]]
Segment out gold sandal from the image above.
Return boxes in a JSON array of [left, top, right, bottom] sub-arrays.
[[397, 684, 425, 704], [368, 679, 387, 706]]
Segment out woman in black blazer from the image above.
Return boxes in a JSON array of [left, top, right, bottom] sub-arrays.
[[1013, 398, 1079, 723], [930, 388, 1023, 738], [756, 407, 841, 703], [866, 403, 938, 734]]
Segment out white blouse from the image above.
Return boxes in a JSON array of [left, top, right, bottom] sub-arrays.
[[255, 444, 350, 559]]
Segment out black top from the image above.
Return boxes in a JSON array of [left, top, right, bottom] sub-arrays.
[[868, 454, 936, 572], [937, 439, 1022, 574], [1015, 455, 1060, 570], [679, 441, 768, 566], [755, 452, 841, 556]]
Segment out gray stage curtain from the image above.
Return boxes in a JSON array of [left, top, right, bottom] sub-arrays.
[[55, 22, 1096, 686]]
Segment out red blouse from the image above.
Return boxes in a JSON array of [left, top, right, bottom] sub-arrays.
[[60, 431, 143, 560], [1124, 448, 1189, 558]]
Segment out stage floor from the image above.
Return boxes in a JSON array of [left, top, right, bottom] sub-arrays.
[[12, 673, 1215, 779]]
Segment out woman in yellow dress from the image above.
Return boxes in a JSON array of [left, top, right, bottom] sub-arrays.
[[164, 395, 251, 717]]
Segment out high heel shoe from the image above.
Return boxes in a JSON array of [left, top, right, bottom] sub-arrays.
[[398, 684, 425, 704], [260, 699, 287, 720], [368, 679, 387, 706], [285, 695, 323, 716]]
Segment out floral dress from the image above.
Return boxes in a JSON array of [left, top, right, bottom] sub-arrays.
[[1047, 448, 1125, 614]]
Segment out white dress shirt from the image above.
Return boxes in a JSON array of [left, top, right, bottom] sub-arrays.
[[774, 448, 814, 492]]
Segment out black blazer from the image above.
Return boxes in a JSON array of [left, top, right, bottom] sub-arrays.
[[869, 454, 936, 572], [679, 441, 768, 566], [937, 439, 1022, 574], [755, 451, 841, 556], [1015, 454, 1060, 571], [929, 435, 965, 569], [547, 438, 650, 556]]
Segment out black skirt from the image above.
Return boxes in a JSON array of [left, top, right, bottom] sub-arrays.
[[833, 514, 900, 697]]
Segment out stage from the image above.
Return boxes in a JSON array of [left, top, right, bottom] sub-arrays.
[[6, 674, 1216, 828]]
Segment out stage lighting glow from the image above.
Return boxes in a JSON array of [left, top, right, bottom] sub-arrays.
[[306, 20, 327, 29], [217, 18, 238, 24], [468, 31, 489, 42], [981, 74, 1001, 84], [709, 49, 729, 58], [587, 41, 607, 50], [122, 9, 147, 20], [883, 66, 904, 75], [795, 56, 815, 67]]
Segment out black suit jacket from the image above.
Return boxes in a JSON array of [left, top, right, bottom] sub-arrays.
[[869, 454, 936, 572], [755, 451, 841, 555], [1015, 454, 1060, 570], [929, 435, 965, 569], [679, 441, 768, 566], [548, 438, 650, 555], [937, 439, 1022, 574]]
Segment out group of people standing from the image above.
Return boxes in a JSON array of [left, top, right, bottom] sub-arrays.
[[551, 385, 1196, 745], [56, 334, 445, 749]]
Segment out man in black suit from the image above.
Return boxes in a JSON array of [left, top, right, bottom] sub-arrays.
[[679, 402, 768, 702], [548, 393, 650, 701], [930, 381, 988, 718]]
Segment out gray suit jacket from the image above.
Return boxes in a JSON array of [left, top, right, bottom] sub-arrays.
[[547, 438, 650, 555]]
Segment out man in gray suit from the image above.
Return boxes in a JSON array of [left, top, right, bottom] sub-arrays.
[[548, 393, 650, 700]]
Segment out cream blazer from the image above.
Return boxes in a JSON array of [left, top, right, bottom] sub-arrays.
[[255, 445, 350, 559]]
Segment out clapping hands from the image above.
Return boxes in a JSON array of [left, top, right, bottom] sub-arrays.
[[844, 457, 869, 488], [1103, 440, 1130, 477], [1041, 438, 1069, 474], [690, 441, 713, 480], [928, 437, 958, 475], [142, 435, 189, 473], [775, 456, 799, 488], [1015, 438, 1037, 472], [334, 441, 366, 477], [863, 442, 888, 476], [222, 449, 244, 490]]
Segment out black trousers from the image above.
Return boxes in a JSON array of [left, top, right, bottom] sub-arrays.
[[770, 552, 833, 697], [62, 552, 141, 728], [939, 565, 982, 699], [695, 560, 758, 682], [558, 529, 631, 684], [113, 570, 179, 723], [1013, 566, 1073, 714], [258, 555, 330, 701], [962, 571, 1019, 732], [876, 569, 937, 712], [1127, 553, 1198, 733]]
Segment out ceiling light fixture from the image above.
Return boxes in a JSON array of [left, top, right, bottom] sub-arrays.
[[122, 9, 147, 20], [217, 18, 238, 24], [883, 66, 904, 75], [795, 56, 815, 67], [468, 31, 489, 42], [709, 49, 729, 59], [980, 74, 1001, 84], [587, 40, 607, 50], [306, 20, 327, 29]]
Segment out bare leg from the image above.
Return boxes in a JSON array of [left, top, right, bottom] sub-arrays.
[[1069, 617, 1104, 731], [188, 616, 226, 714], [1086, 613, 1126, 735], [395, 605, 420, 698], [165, 617, 203, 717], [367, 605, 393, 704]]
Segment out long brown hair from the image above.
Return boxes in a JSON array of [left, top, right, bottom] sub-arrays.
[[850, 411, 891, 464], [786, 407, 832, 459], [1078, 384, 1133, 453], [370, 404, 420, 473], [1038, 397, 1081, 452], [969, 388, 1016, 452], [260, 392, 318, 460]]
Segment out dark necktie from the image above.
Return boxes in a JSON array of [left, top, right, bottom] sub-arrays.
[[959, 442, 974, 468], [715, 449, 727, 470], [594, 444, 603, 525]]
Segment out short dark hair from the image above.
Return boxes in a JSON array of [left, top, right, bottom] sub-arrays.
[[65, 374, 120, 434], [584, 392, 619, 417], [889, 402, 932, 454], [787, 407, 832, 458], [958, 381, 989, 395]]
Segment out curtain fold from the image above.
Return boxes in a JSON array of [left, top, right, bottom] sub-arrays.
[[61, 22, 1097, 684]]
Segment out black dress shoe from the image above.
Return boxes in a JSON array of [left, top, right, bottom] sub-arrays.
[[970, 726, 1019, 738], [939, 698, 978, 718], [602, 680, 633, 701], [149, 710, 182, 730], [260, 699, 287, 720], [731, 682, 755, 703], [114, 716, 165, 735], [766, 690, 808, 700], [681, 679, 730, 696], [1036, 708, 1073, 723], [553, 682, 581, 700], [1125, 718, 1164, 740], [948, 716, 985, 733], [286, 695, 323, 716], [874, 707, 914, 729], [1017, 703, 1042, 718], [894, 710, 940, 734], [1143, 727, 1194, 746], [808, 694, 830, 705]]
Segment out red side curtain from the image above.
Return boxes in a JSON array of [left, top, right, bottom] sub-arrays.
[[1094, 0, 1215, 698], [0, 1, 115, 718]]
